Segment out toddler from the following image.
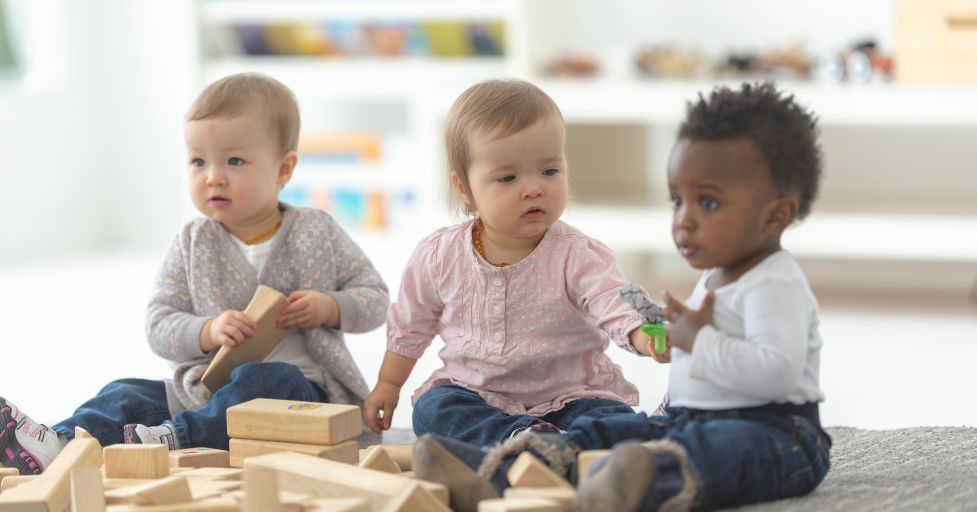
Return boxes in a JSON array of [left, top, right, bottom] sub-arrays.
[[0, 72, 389, 475], [412, 82, 832, 512], [363, 79, 664, 447]]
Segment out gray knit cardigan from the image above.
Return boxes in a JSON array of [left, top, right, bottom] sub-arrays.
[[145, 203, 389, 411]]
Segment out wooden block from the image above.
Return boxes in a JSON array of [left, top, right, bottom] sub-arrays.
[[70, 468, 106, 512], [104, 476, 192, 505], [245, 465, 283, 512], [0, 437, 103, 512], [174, 467, 242, 480], [201, 285, 290, 392], [229, 437, 359, 468], [361, 444, 412, 471], [380, 481, 451, 512], [507, 452, 572, 489], [226, 398, 361, 445], [224, 489, 307, 512], [103, 445, 169, 479], [359, 445, 401, 474], [0, 474, 35, 492], [168, 447, 230, 468], [74, 426, 94, 439], [302, 498, 372, 512], [0, 468, 24, 491], [245, 451, 448, 510], [576, 450, 610, 483], [504, 487, 575, 509], [103, 496, 239, 511], [478, 498, 563, 512]]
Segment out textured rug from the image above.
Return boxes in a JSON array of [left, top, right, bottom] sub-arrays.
[[383, 426, 977, 511], [740, 426, 977, 511]]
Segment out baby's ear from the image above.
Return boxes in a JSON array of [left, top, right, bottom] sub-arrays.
[[764, 196, 798, 234], [277, 150, 298, 187], [450, 171, 472, 206]]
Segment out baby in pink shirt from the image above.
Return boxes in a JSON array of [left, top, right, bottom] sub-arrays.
[[363, 79, 666, 446]]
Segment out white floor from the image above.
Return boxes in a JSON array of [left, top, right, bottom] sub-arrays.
[[2, 251, 975, 432]]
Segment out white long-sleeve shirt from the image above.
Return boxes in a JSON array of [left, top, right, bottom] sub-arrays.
[[669, 250, 825, 410]]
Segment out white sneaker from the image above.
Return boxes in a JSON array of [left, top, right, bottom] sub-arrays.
[[0, 397, 66, 474], [123, 423, 180, 450]]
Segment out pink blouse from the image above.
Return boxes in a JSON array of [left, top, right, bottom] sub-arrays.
[[387, 218, 645, 416]]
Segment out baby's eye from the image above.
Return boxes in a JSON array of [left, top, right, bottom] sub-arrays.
[[699, 196, 718, 211], [543, 168, 560, 176], [670, 195, 682, 208], [497, 175, 515, 183], [190, 158, 205, 167], [228, 157, 244, 166]]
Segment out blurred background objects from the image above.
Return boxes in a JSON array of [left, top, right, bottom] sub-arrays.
[[1, 0, 975, 430]]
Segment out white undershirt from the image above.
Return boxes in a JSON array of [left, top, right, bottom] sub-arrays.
[[230, 234, 325, 385], [668, 250, 825, 409]]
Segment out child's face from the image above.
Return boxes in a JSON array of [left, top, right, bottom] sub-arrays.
[[667, 137, 786, 278], [456, 114, 568, 246], [185, 108, 294, 235]]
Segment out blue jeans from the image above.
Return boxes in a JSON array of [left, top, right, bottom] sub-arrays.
[[52, 362, 327, 450], [413, 384, 635, 446], [565, 404, 832, 511]]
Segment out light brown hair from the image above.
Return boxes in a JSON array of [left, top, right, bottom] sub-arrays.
[[186, 72, 300, 153], [444, 79, 563, 216]]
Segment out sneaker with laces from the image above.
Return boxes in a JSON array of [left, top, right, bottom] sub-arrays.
[[123, 423, 180, 450], [0, 397, 66, 475]]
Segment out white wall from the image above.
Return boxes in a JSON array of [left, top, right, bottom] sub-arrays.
[[0, 0, 196, 263]]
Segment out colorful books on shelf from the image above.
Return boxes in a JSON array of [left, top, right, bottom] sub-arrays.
[[298, 132, 383, 164], [281, 184, 416, 232], [225, 20, 505, 58]]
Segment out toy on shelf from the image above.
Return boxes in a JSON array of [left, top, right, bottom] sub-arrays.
[[620, 282, 667, 355]]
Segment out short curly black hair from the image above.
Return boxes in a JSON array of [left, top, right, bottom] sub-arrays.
[[677, 82, 823, 220]]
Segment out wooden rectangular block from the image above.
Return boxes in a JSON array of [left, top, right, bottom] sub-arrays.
[[103, 445, 169, 479], [504, 487, 575, 509], [244, 451, 448, 510], [230, 438, 359, 467], [302, 498, 371, 512], [201, 285, 290, 392], [0, 437, 103, 512], [478, 498, 563, 512], [103, 496, 239, 511], [70, 468, 106, 512], [168, 447, 230, 468], [104, 475, 192, 506], [227, 398, 361, 445]]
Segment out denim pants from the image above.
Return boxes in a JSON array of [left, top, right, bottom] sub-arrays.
[[412, 384, 635, 446], [564, 404, 832, 511], [52, 362, 327, 450]]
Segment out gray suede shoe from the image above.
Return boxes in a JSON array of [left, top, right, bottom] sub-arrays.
[[413, 435, 500, 512]]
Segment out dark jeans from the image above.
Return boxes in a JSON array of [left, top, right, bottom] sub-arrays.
[[52, 362, 327, 450], [565, 404, 832, 511], [412, 384, 635, 446]]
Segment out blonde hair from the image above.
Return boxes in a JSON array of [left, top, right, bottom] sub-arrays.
[[444, 79, 563, 216], [186, 72, 300, 153]]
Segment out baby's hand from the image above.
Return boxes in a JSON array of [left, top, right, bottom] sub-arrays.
[[209, 310, 256, 348], [363, 382, 400, 434], [277, 290, 339, 330], [662, 289, 715, 353], [628, 327, 671, 363]]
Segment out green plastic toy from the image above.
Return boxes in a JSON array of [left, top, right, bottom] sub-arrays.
[[641, 321, 668, 356], [620, 283, 668, 355]]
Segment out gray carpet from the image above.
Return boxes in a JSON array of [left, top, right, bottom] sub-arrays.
[[383, 426, 977, 511], [739, 426, 977, 511]]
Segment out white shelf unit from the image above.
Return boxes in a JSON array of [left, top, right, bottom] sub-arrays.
[[195, 0, 530, 289]]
